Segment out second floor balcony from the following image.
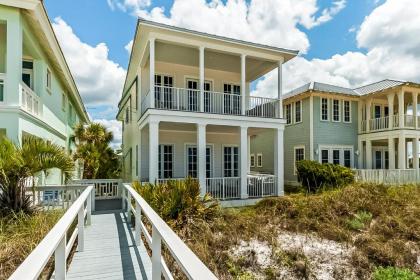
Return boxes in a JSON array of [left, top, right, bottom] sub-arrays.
[[140, 86, 281, 118]]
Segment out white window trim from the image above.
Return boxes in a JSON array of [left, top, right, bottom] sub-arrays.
[[318, 145, 354, 168], [320, 97, 329, 121], [295, 100, 302, 124], [294, 145, 305, 175], [46, 68, 52, 93], [332, 99, 341, 122], [250, 153, 255, 168], [343, 100, 352, 123], [256, 153, 263, 168]]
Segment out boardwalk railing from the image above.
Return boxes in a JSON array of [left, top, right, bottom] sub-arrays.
[[122, 183, 217, 280], [355, 169, 420, 185], [73, 179, 122, 200], [27, 184, 89, 210], [10, 185, 94, 280]]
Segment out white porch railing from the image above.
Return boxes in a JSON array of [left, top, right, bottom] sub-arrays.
[[404, 114, 415, 128], [156, 177, 187, 185], [360, 114, 418, 133], [73, 179, 121, 200], [122, 183, 217, 280], [355, 169, 420, 185], [206, 177, 241, 200], [393, 115, 399, 128], [27, 184, 88, 210], [369, 116, 389, 131], [20, 82, 41, 117], [9, 185, 94, 280], [247, 96, 279, 118], [247, 174, 277, 197]]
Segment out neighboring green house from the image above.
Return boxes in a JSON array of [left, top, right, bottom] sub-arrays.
[[0, 1, 89, 183], [252, 80, 420, 185]]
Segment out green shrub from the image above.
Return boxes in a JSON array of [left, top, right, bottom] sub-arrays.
[[347, 210, 373, 231], [132, 178, 219, 228], [373, 266, 420, 280], [296, 160, 354, 193]]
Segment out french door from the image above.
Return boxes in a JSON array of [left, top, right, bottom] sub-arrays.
[[186, 79, 199, 111], [373, 148, 389, 169], [223, 84, 241, 115], [223, 146, 239, 177], [158, 144, 173, 179], [186, 145, 212, 178], [155, 75, 173, 109]]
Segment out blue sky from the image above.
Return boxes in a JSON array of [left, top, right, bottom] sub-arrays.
[[42, 0, 420, 148]]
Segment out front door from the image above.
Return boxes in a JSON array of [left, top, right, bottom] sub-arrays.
[[373, 148, 388, 169]]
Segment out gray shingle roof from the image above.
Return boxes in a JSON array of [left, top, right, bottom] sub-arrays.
[[283, 79, 410, 100]]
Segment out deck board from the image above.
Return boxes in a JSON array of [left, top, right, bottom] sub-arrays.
[[67, 210, 152, 280]]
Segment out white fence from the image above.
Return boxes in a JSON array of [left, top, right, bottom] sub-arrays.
[[20, 82, 41, 117], [10, 185, 94, 280], [206, 177, 241, 200], [355, 169, 420, 185], [247, 96, 279, 118], [247, 175, 277, 197], [73, 179, 121, 200], [122, 183, 217, 280], [27, 184, 88, 210]]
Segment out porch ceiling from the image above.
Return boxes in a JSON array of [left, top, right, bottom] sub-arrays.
[[158, 122, 272, 135]]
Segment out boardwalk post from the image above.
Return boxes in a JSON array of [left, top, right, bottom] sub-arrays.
[[122, 187, 126, 210], [78, 207, 85, 252], [135, 201, 141, 245], [55, 234, 66, 280], [127, 192, 132, 225], [91, 186, 95, 212], [152, 225, 162, 280], [87, 192, 92, 226]]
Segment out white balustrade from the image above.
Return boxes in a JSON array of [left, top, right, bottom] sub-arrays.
[[141, 90, 151, 115], [369, 116, 389, 131], [404, 114, 415, 128], [355, 169, 420, 185], [393, 115, 399, 128], [205, 177, 241, 200], [26, 184, 88, 210], [9, 185, 94, 280], [20, 82, 41, 117], [247, 174, 277, 197], [122, 183, 217, 280], [73, 179, 121, 200], [247, 96, 279, 118]]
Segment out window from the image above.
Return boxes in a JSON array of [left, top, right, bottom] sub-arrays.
[[125, 107, 130, 124], [321, 98, 329, 121], [321, 149, 329, 164], [186, 145, 212, 178], [257, 153, 263, 167], [285, 104, 292, 124], [62, 93, 67, 111], [294, 147, 305, 174], [344, 149, 351, 168], [332, 149, 340, 164], [22, 60, 34, 89], [333, 99, 340, 122], [374, 105, 381, 119], [250, 154, 255, 167], [295, 100, 302, 123], [0, 79, 4, 102], [343, 100, 351, 122], [46, 68, 52, 92], [159, 145, 173, 179], [223, 146, 239, 177]]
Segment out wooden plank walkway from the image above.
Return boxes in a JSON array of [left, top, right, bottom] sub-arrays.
[[67, 210, 152, 280]]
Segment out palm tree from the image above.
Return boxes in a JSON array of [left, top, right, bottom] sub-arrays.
[[73, 123, 120, 179], [0, 136, 74, 215]]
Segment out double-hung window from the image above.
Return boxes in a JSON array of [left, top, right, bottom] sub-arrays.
[[295, 100, 302, 123], [62, 93, 67, 111], [0, 78, 4, 102], [250, 154, 255, 167], [294, 146, 305, 174], [257, 154, 263, 167], [286, 104, 292, 124], [321, 149, 329, 164], [321, 98, 329, 121], [343, 100, 351, 123], [343, 149, 351, 168], [332, 149, 340, 164], [332, 99, 340, 122], [46, 68, 52, 92]]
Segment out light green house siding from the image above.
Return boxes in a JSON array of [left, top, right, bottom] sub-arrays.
[[250, 130, 275, 174]]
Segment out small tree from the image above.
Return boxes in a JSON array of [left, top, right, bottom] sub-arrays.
[[73, 123, 120, 179], [0, 136, 75, 214]]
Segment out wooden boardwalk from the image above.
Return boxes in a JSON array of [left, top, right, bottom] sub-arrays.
[[67, 210, 152, 280]]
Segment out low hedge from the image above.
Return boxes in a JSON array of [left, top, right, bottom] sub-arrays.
[[296, 160, 355, 193]]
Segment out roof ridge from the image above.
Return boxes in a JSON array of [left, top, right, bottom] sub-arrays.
[[353, 79, 405, 90]]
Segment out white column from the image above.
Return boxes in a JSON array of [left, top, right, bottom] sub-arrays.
[[414, 138, 419, 170], [247, 135, 251, 172], [358, 100, 363, 133], [197, 123, 206, 196], [274, 128, 284, 196], [366, 139, 372, 169], [138, 129, 142, 180], [358, 139, 363, 169], [413, 92, 418, 128], [241, 54, 246, 115], [149, 121, 159, 182], [398, 90, 404, 128], [240, 126, 248, 199], [398, 135, 406, 169], [387, 93, 394, 129], [277, 59, 284, 118], [149, 38, 155, 109], [388, 137, 395, 169], [199, 46, 205, 112], [6, 15, 23, 105], [366, 99, 372, 132]]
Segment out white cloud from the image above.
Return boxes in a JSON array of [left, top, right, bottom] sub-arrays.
[[52, 17, 126, 106], [308, 0, 347, 28], [125, 40, 133, 54], [95, 119, 122, 149]]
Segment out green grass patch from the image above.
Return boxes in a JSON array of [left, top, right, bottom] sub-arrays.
[[373, 266, 420, 280]]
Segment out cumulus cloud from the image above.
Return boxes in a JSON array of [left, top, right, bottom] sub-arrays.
[[95, 119, 122, 149], [125, 40, 133, 54], [52, 17, 126, 106]]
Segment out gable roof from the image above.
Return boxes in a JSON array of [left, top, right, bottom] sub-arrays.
[[283, 79, 413, 100]]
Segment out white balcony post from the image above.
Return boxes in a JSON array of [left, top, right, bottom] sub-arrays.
[[398, 135, 406, 169], [277, 59, 284, 118], [241, 54, 246, 116], [6, 15, 23, 105], [240, 126, 248, 199], [412, 92, 418, 128], [387, 93, 394, 129], [366, 139, 372, 169], [55, 235, 66, 280], [388, 137, 395, 169], [149, 121, 159, 183], [358, 100, 363, 133], [199, 46, 205, 112], [247, 135, 251, 172], [149, 38, 155, 109], [358, 139, 363, 169], [274, 128, 284, 196], [398, 90, 404, 128], [366, 99, 372, 132], [414, 138, 419, 170], [197, 123, 207, 196]]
